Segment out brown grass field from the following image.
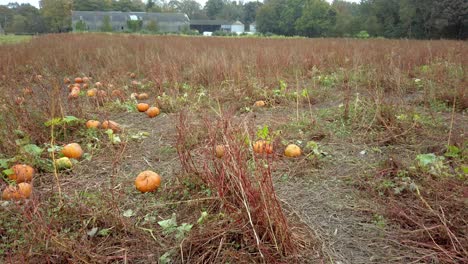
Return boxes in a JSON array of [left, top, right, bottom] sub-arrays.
[[0, 34, 466, 263]]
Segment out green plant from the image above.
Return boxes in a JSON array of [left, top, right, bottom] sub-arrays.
[[75, 20, 87, 31], [157, 213, 193, 240], [415, 153, 447, 176]]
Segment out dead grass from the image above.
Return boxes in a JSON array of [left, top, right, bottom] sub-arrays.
[[0, 34, 466, 263]]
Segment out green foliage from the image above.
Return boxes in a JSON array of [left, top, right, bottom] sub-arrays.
[[75, 20, 87, 31], [127, 19, 143, 32], [157, 213, 193, 240], [100, 15, 112, 32], [40, 0, 72, 33], [44, 115, 82, 127], [355, 30, 369, 39], [146, 19, 158, 33], [105, 129, 121, 144]]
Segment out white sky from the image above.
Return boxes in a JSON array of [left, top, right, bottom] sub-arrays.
[[0, 0, 360, 9]]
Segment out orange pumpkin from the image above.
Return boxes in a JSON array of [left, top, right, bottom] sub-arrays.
[[9, 164, 34, 183], [74, 77, 83, 83], [95, 82, 103, 88], [131, 80, 140, 87], [22, 87, 33, 95], [130, 72, 136, 78], [265, 143, 274, 154], [253, 140, 273, 155], [284, 144, 301, 157], [97, 90, 107, 98], [86, 120, 100, 129], [82, 83, 89, 89], [146, 107, 160, 118], [253, 140, 265, 154], [137, 103, 150, 112], [135, 171, 161, 193], [2, 183, 32, 200], [111, 89, 123, 98], [82, 76, 90, 83], [138, 93, 149, 100], [17, 183, 32, 198], [64, 77, 71, 84], [62, 143, 83, 159], [87, 88, 97, 97], [101, 120, 121, 133], [69, 89, 80, 99], [254, 100, 266, 107], [15, 97, 25, 105], [215, 145, 225, 158]]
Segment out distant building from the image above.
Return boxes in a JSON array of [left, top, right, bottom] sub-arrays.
[[230, 21, 245, 34], [250, 22, 256, 33], [71, 11, 190, 33], [189, 20, 245, 34]]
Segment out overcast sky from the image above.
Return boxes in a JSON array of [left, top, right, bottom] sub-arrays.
[[0, 0, 360, 9]]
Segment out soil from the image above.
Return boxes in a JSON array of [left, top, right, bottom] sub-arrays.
[[61, 104, 430, 263]]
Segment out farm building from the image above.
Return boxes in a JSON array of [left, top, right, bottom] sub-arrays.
[[249, 22, 256, 33], [189, 20, 245, 34], [71, 11, 190, 33]]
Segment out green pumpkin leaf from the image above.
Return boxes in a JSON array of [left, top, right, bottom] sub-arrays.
[[22, 144, 43, 156]]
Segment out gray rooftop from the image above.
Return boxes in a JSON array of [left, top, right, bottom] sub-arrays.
[[72, 11, 189, 23], [189, 19, 232, 26]]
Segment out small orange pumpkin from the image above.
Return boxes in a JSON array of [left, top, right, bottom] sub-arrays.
[[254, 100, 266, 107], [86, 120, 101, 129], [253, 140, 273, 155], [82, 76, 90, 83], [15, 97, 25, 105], [95, 82, 103, 88], [2, 183, 32, 200], [64, 77, 71, 84], [111, 89, 124, 98], [137, 93, 149, 100], [131, 80, 140, 87], [74, 77, 83, 83], [97, 90, 107, 98], [215, 145, 225, 158], [146, 107, 160, 118], [135, 171, 161, 193], [23, 87, 33, 95], [87, 88, 97, 97], [130, 72, 136, 78], [101, 120, 121, 133], [253, 140, 265, 154], [69, 89, 80, 99], [284, 144, 301, 157], [265, 143, 274, 154], [82, 83, 89, 89], [9, 164, 34, 183], [62, 143, 83, 159], [137, 103, 150, 112]]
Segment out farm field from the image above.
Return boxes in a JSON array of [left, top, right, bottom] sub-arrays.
[[0, 34, 466, 263]]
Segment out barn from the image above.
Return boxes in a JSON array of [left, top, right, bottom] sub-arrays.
[[71, 11, 190, 33]]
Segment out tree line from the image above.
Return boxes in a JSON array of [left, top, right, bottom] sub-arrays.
[[257, 0, 467, 39], [0, 0, 466, 39]]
